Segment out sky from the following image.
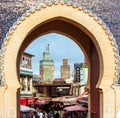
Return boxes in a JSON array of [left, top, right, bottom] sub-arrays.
[[25, 33, 84, 78]]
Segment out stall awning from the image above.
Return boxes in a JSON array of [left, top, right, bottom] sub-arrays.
[[20, 98, 27, 105], [20, 97, 34, 105], [20, 105, 35, 112], [76, 91, 88, 101], [34, 100, 49, 105], [27, 97, 34, 105], [64, 104, 87, 111]]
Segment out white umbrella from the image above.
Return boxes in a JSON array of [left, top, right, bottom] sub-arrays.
[[20, 105, 35, 112]]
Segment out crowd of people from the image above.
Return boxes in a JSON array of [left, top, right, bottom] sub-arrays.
[[35, 109, 72, 118], [20, 108, 73, 118], [21, 106, 87, 118], [20, 102, 74, 118], [20, 101, 88, 118]]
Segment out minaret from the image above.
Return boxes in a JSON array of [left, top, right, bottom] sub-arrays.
[[40, 44, 54, 82], [60, 58, 70, 80]]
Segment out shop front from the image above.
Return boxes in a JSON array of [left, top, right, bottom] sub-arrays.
[[20, 97, 34, 106]]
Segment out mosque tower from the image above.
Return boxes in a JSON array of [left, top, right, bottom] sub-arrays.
[[60, 58, 70, 80], [40, 44, 54, 82]]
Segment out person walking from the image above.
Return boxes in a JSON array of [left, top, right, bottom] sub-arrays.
[[47, 112, 52, 118], [59, 110, 64, 118], [37, 110, 44, 118], [55, 111, 59, 118]]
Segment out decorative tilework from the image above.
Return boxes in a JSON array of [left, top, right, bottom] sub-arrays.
[[0, 0, 119, 49], [0, 0, 119, 86]]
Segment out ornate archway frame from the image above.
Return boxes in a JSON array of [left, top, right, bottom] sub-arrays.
[[0, 1, 119, 118]]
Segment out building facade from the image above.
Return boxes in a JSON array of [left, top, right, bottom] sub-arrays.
[[33, 79, 71, 98], [80, 63, 88, 86], [80, 63, 88, 93], [72, 63, 81, 96], [20, 52, 34, 105], [40, 45, 54, 82], [73, 63, 88, 96], [74, 63, 82, 82], [60, 58, 70, 80]]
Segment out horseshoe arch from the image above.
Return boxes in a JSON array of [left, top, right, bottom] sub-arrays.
[[0, 2, 119, 118]]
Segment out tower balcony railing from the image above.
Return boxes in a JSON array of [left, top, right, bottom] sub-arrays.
[[20, 64, 32, 70]]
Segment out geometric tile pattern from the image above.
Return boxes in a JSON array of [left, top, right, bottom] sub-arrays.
[[0, 0, 120, 49]]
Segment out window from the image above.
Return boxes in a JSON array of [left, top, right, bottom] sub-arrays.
[[27, 78, 31, 91], [77, 70, 80, 73]]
